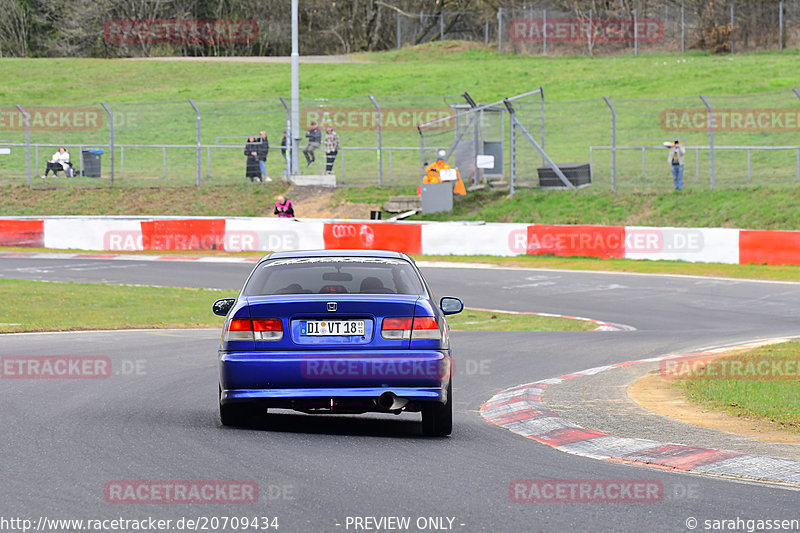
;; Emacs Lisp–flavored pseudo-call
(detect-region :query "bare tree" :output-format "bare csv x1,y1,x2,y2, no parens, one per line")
0,0,28,57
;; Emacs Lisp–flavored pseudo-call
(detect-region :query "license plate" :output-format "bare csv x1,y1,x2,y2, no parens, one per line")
300,320,365,336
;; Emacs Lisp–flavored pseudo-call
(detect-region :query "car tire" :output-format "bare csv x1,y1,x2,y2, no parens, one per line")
219,385,251,427
421,379,452,437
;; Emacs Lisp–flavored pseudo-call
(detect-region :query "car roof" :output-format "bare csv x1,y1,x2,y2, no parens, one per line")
262,249,411,261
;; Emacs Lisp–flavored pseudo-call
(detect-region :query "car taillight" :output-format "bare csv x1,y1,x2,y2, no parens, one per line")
410,316,440,339
381,316,440,340
225,318,283,342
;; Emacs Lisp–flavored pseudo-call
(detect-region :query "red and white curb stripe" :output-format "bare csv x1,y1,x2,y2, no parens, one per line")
468,307,635,332
480,343,800,487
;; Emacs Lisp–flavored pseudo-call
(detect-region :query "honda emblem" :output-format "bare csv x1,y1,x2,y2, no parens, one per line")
327,302,337,312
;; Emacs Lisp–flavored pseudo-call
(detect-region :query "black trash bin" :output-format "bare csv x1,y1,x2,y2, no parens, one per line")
370,210,382,220
82,149,104,178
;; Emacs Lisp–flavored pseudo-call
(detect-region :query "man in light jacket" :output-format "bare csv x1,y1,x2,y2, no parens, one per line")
667,139,685,191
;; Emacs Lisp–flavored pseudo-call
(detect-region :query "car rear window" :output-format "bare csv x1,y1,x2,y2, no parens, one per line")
243,257,426,296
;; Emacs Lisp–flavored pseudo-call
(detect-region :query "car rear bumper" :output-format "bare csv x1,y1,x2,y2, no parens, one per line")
219,349,451,405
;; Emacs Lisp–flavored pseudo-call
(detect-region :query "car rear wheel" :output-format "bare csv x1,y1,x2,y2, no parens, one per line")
219,385,253,427
421,380,452,437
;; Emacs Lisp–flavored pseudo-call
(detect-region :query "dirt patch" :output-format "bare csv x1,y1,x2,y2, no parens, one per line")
628,371,800,445
285,186,380,219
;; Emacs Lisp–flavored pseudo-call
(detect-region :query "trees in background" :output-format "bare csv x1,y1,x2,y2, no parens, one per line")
0,0,787,57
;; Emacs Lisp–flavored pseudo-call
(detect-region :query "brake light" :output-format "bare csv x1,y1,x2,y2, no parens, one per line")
381,317,412,340
381,316,440,340
410,316,440,339
225,318,283,341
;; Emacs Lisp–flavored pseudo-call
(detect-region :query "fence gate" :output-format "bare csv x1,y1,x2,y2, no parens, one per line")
417,88,568,193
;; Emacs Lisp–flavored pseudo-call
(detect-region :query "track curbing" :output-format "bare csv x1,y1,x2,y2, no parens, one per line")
480,343,800,487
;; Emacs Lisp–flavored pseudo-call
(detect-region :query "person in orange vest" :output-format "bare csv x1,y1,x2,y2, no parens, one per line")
423,149,449,184
419,149,466,195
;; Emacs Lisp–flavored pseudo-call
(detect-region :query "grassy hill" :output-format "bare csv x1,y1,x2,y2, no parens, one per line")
2,44,798,103
1,44,800,229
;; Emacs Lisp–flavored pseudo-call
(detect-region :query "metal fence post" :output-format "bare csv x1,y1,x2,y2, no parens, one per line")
497,8,502,53
14,105,31,186
681,4,685,54
641,147,646,178
368,95,383,186
279,96,292,179
543,9,547,54
588,9,593,56
603,97,616,191
418,126,425,178
779,1,784,50
695,147,699,182
699,95,715,190
634,9,639,56
747,149,751,181
101,103,114,185
440,11,444,40
396,10,401,49
508,104,516,195
188,99,201,186
540,87,546,167
730,4,735,54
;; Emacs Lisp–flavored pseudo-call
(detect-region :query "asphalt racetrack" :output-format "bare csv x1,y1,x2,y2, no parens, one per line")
1,256,799,532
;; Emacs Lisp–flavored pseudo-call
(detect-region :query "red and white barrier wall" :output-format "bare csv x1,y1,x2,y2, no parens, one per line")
1,216,799,266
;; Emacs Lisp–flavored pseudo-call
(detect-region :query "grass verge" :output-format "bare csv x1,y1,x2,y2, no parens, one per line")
5,185,800,231
0,279,593,334
673,341,800,433
0,279,229,333
415,254,800,282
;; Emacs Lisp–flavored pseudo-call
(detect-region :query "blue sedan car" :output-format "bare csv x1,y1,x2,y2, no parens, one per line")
213,250,463,436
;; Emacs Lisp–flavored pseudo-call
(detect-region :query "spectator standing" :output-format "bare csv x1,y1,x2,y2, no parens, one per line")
667,139,685,191
257,130,272,182
303,122,322,167
274,195,294,218
43,147,70,178
244,136,262,183
323,126,339,175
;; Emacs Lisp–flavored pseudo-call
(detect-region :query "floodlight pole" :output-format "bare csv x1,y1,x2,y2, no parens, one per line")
290,0,300,175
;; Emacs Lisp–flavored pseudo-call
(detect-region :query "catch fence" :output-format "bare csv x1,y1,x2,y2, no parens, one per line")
3,89,800,191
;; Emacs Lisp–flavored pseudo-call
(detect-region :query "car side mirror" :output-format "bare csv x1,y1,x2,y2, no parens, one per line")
212,298,236,316
440,297,464,315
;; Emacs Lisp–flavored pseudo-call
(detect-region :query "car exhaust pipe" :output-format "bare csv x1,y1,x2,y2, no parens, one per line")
376,392,409,411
